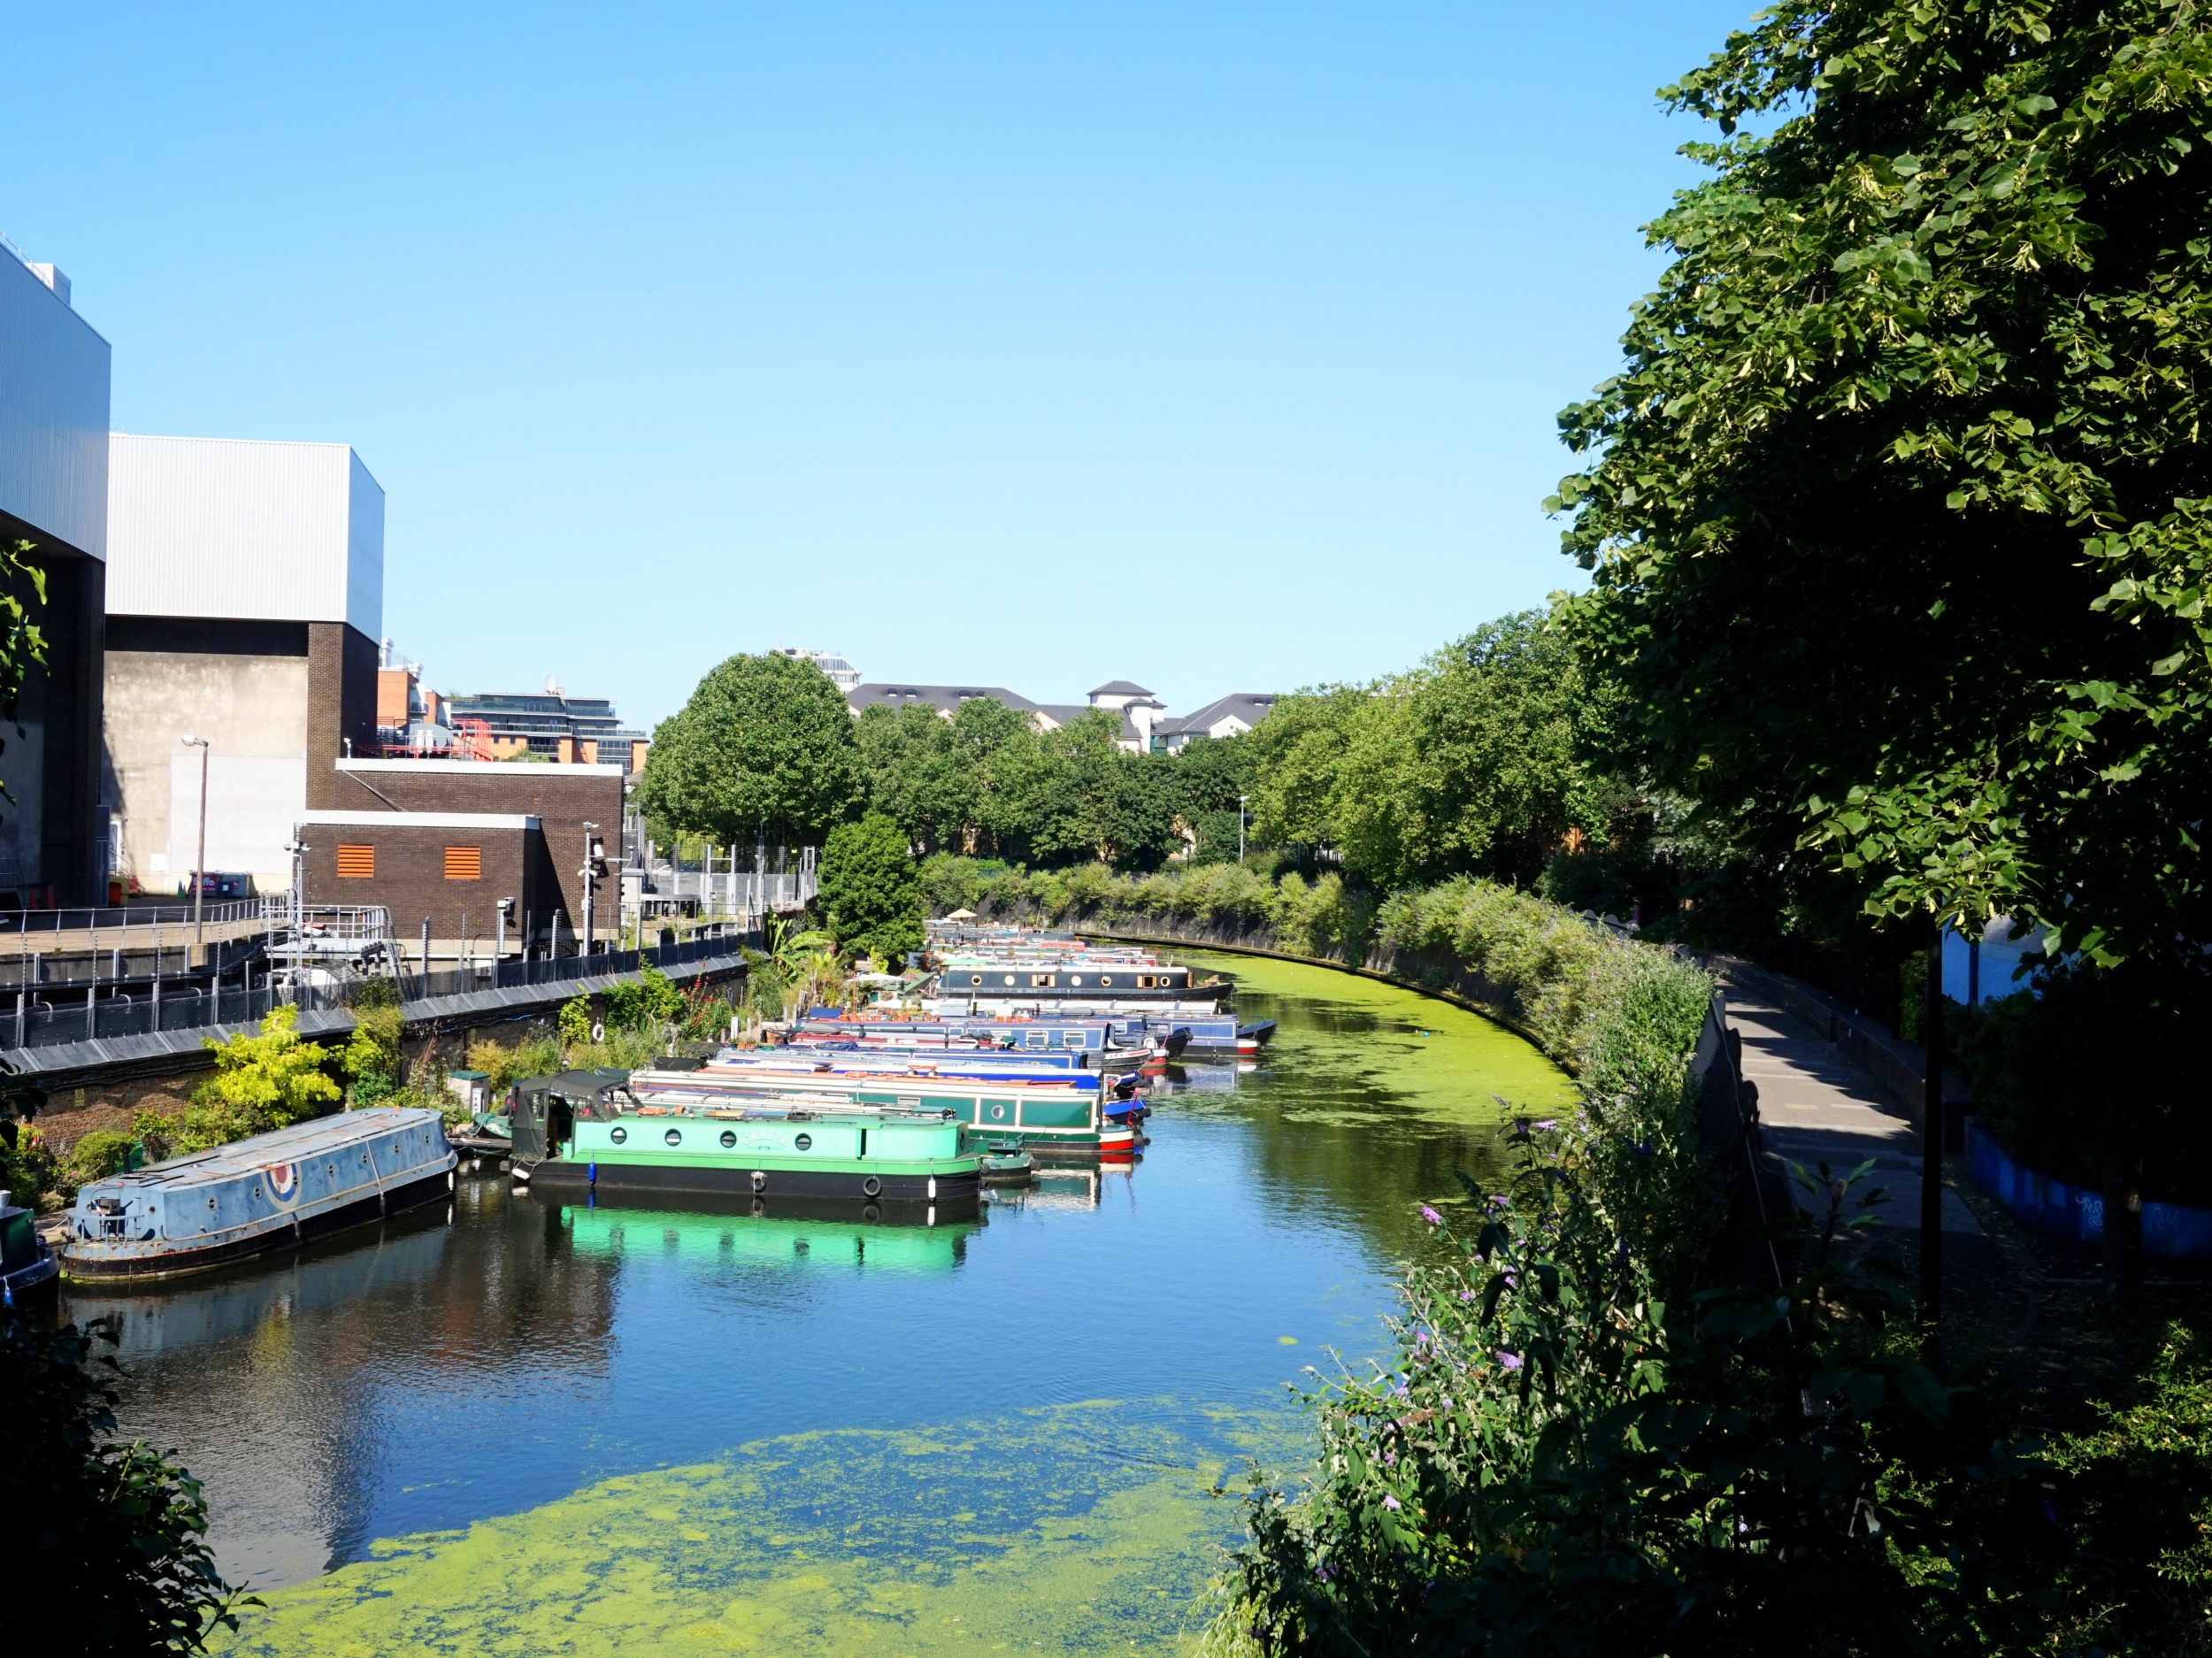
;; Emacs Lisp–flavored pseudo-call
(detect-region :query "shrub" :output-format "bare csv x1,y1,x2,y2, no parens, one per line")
188,1006,342,1148
341,1003,403,1100
0,1122,58,1208
558,995,595,1048
0,1311,247,1648
603,964,684,1032
818,812,926,966
62,1130,139,1187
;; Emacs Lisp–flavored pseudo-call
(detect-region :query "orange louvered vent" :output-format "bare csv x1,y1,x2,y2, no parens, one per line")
444,845,482,880
336,845,374,879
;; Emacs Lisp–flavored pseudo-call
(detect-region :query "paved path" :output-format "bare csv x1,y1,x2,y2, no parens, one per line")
1724,988,1983,1239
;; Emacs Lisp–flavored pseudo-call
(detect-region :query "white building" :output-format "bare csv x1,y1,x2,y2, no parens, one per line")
0,247,111,903
102,434,385,894
775,647,861,691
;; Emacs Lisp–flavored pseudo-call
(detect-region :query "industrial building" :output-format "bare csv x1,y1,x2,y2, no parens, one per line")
298,756,626,961
0,248,111,906
101,434,384,895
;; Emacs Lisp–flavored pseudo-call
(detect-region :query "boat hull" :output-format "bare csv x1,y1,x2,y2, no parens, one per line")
58,1166,454,1282
524,1156,980,1209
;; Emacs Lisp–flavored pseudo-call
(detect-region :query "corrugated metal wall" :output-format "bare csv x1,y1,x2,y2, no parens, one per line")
0,253,111,559
106,433,383,630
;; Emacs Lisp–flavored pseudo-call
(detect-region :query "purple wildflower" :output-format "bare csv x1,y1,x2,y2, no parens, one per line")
1393,1382,1410,1398
1383,1494,1402,1511
1532,1119,1558,1131
1420,1204,1443,1226
1458,1289,1476,1301
1497,1351,1524,1370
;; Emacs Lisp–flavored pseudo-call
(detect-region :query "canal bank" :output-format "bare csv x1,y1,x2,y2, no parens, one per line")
60,948,1571,1652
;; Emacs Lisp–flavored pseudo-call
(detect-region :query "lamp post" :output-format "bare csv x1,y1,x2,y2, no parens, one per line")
180,735,210,963
1238,794,1248,866
580,822,601,958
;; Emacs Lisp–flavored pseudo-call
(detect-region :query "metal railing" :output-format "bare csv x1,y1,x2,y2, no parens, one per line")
0,900,267,937
0,933,752,1055
1767,937,1901,1033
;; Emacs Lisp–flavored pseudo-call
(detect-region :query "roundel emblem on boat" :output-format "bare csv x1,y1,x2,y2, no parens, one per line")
266,1163,300,1203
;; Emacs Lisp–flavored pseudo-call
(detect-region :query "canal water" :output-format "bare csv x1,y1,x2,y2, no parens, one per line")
69,949,1571,1654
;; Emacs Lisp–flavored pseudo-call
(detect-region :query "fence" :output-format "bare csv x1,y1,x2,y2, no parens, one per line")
1766,938,1901,1034
0,932,750,1055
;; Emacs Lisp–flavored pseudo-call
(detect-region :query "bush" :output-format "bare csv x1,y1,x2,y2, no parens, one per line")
62,1130,140,1187
0,1311,247,1648
558,995,595,1048
603,964,684,1032
0,1120,58,1208
173,1006,344,1154
341,1003,403,1100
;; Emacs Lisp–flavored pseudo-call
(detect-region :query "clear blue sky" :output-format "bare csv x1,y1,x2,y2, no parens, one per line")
6,3,1751,729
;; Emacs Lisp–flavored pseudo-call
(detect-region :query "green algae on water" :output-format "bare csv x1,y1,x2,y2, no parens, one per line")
217,1403,1300,1656
1171,948,1574,1129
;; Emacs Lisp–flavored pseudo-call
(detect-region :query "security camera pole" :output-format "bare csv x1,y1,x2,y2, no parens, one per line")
181,735,211,962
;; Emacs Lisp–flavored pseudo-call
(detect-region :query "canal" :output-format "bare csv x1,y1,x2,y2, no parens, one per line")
71,948,1572,1654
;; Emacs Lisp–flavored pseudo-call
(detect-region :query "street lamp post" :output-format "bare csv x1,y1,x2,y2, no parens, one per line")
180,735,211,963
1238,794,1248,866
580,822,601,957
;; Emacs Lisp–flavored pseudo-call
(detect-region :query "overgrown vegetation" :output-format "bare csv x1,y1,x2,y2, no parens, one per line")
817,810,925,966
1,1309,247,1651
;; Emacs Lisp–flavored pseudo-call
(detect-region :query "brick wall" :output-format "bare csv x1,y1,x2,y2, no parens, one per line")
303,821,549,948
327,761,625,940
306,623,380,807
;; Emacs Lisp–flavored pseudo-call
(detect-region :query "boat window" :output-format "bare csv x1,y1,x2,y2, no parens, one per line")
1002,974,1015,986
1030,973,1051,986
719,1130,737,1148
1100,975,1115,986
795,1133,812,1150
664,1129,683,1147
1070,975,1083,986
610,1126,628,1144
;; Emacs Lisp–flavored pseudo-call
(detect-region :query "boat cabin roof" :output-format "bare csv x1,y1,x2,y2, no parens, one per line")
70,1107,446,1191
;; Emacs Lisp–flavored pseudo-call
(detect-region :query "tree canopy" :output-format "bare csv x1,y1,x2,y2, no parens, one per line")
639,653,863,846
818,810,925,965
1553,0,2212,964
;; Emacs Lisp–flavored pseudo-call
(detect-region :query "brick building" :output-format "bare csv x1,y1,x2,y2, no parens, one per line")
301,757,626,958
297,810,558,961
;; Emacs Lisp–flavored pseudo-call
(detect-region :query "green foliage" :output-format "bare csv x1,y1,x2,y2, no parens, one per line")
557,995,595,1048
465,1031,565,1094
637,651,863,844
0,539,50,817
0,1120,58,1206
2039,1322,2212,1654
0,1311,248,1650
603,964,684,1032
180,1006,341,1152
63,1129,139,1186
1553,0,2212,967
818,811,926,965
341,1003,403,1089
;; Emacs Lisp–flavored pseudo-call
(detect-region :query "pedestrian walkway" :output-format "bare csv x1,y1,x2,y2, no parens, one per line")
1723,986,1982,1239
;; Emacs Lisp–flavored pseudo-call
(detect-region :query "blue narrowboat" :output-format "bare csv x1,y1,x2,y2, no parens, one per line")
59,1107,457,1282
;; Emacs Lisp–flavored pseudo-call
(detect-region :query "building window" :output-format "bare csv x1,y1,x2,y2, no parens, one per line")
444,846,482,880
336,845,375,879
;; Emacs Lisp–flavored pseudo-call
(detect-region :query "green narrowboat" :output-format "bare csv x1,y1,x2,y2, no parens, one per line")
627,1068,1106,1160
517,1102,983,1209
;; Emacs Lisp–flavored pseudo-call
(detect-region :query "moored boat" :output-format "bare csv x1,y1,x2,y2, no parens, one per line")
1,1186,58,1305
520,1104,982,1209
58,1108,457,1282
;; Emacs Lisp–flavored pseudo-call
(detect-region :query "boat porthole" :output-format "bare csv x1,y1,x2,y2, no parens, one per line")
1002,974,1014,985
990,1104,1006,1121
207,1197,217,1209
1071,975,1082,986
719,1130,737,1149
610,1126,628,1144
664,1129,683,1147
795,1132,812,1151
1101,975,1114,986
863,1176,882,1199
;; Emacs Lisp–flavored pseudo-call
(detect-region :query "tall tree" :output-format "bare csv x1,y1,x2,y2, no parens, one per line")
1553,0,2212,965
817,810,925,965
640,653,863,846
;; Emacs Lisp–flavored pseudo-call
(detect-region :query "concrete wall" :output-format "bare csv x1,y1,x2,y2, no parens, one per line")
103,619,310,893
0,253,109,563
